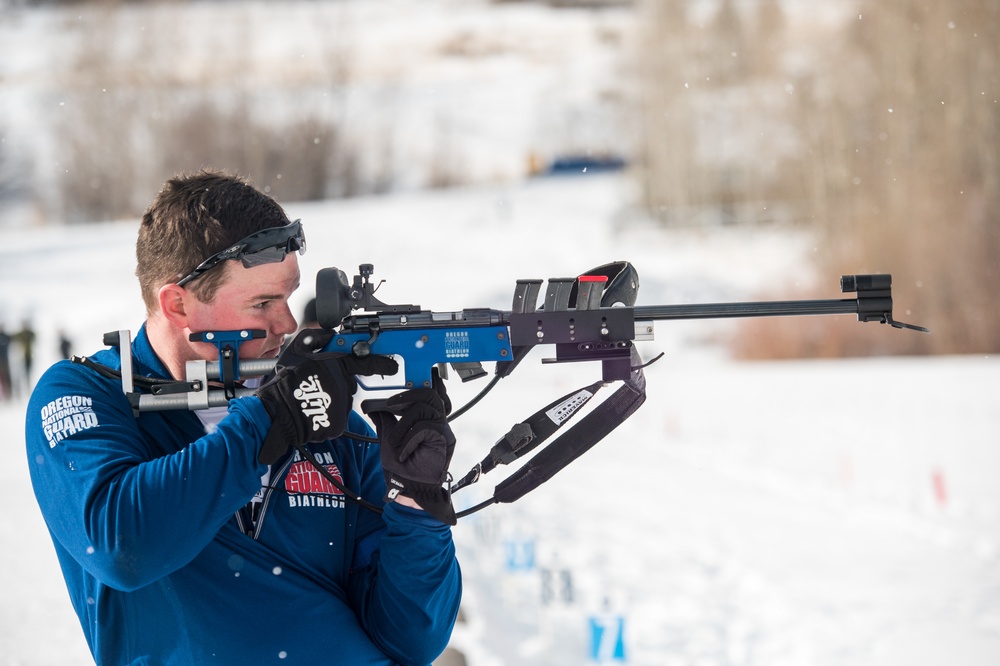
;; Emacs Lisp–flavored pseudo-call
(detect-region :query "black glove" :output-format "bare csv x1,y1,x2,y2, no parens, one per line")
256,329,398,464
364,370,457,525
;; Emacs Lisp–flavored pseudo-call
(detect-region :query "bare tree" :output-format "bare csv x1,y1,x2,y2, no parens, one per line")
813,1,1000,353
634,0,803,226
636,0,999,355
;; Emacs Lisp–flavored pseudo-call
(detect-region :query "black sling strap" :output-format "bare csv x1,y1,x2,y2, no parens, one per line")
455,346,647,518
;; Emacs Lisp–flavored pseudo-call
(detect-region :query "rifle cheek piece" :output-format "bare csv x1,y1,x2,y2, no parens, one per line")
570,260,640,308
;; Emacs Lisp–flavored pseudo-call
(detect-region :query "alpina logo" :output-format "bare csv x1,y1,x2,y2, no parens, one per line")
293,374,332,431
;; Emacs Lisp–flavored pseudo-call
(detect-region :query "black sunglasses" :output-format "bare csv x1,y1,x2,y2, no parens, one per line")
176,219,306,287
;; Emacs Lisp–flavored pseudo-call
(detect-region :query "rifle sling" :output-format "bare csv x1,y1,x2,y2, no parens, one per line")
456,347,646,517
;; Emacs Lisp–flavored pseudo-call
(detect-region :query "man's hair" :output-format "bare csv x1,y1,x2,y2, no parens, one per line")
135,169,291,314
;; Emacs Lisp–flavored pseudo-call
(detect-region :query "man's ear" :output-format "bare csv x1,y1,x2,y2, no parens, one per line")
158,283,191,329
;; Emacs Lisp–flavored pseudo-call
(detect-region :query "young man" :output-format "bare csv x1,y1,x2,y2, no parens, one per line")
25,170,462,665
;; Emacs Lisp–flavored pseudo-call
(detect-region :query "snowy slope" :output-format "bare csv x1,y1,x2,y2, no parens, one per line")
1,173,998,665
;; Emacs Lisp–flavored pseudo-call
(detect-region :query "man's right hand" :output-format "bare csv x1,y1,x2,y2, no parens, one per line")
255,329,398,464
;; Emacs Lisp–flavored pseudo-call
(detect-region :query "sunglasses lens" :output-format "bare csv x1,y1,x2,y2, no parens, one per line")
238,224,305,267
240,245,290,268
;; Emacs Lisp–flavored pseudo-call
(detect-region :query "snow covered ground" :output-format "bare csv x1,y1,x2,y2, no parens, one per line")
1,173,998,665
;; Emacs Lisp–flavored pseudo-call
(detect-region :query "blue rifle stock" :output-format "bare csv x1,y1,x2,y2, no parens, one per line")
315,264,651,391
323,324,514,390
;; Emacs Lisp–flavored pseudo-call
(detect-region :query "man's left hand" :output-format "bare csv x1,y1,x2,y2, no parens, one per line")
365,370,457,525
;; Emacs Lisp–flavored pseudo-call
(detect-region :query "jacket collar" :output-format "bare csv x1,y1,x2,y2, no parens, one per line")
131,323,175,381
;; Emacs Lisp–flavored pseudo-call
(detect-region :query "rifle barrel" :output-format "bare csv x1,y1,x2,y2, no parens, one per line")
633,297,860,321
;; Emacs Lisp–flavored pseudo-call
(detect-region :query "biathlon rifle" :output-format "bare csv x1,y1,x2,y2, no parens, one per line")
100,261,927,518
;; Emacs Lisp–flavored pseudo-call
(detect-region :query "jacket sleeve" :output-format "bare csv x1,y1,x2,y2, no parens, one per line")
345,422,463,666
26,361,270,591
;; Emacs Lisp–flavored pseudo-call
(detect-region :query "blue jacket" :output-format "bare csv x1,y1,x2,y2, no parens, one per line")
25,325,461,665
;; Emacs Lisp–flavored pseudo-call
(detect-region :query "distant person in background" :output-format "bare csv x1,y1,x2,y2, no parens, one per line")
0,324,11,401
58,329,73,360
302,296,318,329
14,320,36,395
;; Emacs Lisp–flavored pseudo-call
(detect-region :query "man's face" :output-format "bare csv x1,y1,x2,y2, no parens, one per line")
183,255,302,361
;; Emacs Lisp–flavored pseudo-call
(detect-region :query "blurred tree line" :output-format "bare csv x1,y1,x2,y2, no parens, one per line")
636,0,999,356
8,0,392,224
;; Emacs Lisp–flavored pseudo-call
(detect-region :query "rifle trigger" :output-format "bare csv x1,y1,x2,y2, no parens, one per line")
450,361,487,382
360,398,391,416
352,324,381,357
